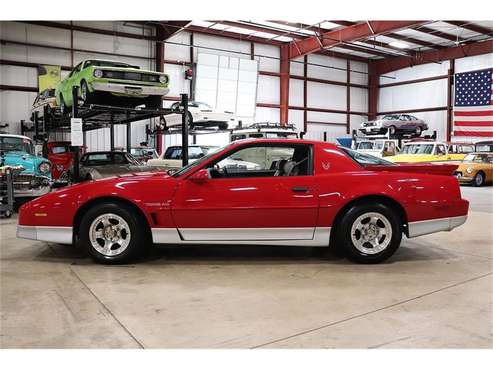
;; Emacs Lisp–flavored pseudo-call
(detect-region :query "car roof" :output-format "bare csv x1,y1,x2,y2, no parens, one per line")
83,151,127,155
231,138,334,147
0,134,32,140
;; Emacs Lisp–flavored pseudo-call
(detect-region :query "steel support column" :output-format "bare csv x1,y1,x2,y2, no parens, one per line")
155,25,165,156
303,55,308,133
346,59,351,134
368,61,379,121
280,45,290,126
447,59,455,141
181,93,189,167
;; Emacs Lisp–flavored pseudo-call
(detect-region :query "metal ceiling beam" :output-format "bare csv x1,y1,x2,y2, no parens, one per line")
373,39,493,75
336,43,397,58
287,21,428,59
411,25,465,43
185,25,284,46
445,21,493,37
20,21,157,41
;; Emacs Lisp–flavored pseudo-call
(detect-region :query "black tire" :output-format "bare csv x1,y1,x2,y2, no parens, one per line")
80,80,91,106
336,203,402,264
218,122,229,130
473,171,485,187
415,126,422,136
388,126,396,135
78,202,150,264
187,112,194,129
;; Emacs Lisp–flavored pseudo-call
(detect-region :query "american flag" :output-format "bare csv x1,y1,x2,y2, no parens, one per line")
453,68,493,139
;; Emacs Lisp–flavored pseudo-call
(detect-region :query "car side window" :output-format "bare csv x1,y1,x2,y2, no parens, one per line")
113,153,127,164
208,145,311,179
436,145,446,155
68,63,82,77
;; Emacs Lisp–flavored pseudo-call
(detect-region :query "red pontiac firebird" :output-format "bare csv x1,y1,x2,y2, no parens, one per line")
17,139,469,264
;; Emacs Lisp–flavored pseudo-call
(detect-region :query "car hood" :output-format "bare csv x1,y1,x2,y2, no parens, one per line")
0,151,50,175
84,164,159,175
96,66,165,75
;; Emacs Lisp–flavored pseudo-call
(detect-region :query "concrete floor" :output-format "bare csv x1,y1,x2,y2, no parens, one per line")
0,186,492,348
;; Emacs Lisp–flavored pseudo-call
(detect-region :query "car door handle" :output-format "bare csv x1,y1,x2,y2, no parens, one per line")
291,186,309,193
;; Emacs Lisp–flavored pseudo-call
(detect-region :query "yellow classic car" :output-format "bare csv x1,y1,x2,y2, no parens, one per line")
454,152,493,187
386,141,467,163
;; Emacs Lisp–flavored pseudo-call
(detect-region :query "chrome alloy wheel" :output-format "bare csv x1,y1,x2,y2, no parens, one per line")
350,212,393,255
89,213,131,256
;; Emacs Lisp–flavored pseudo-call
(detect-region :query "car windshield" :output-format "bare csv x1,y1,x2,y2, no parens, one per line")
340,147,395,166
190,102,212,110
475,144,492,152
164,146,208,160
85,60,137,69
464,154,493,163
401,144,434,154
51,145,70,154
382,115,400,120
0,136,34,155
172,143,233,177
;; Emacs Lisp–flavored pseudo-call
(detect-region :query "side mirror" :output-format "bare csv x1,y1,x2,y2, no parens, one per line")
189,169,210,183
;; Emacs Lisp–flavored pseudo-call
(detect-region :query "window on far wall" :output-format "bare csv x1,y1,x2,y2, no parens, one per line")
194,53,258,119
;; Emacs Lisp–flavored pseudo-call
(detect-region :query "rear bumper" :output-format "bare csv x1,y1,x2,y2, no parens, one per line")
408,215,468,238
17,225,73,244
92,82,169,96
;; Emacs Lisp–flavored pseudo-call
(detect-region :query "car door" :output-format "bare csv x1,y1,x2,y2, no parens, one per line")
171,143,319,241
62,62,82,106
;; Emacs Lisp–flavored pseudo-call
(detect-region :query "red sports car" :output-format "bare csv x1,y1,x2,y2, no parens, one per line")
17,139,469,264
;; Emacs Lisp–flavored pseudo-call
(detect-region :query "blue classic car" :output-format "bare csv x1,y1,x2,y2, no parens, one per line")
0,134,52,198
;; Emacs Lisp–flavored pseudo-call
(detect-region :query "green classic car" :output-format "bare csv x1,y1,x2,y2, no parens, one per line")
55,59,170,111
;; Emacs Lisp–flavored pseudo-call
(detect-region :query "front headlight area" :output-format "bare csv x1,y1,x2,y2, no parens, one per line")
93,69,104,78
38,162,51,174
159,74,169,84
466,167,474,174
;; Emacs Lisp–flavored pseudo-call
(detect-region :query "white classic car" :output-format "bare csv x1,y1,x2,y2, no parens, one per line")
30,89,58,121
147,145,261,172
354,139,399,158
230,122,299,141
162,101,238,130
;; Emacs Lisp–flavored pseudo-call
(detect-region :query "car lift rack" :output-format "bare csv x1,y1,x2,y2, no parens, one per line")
22,87,191,182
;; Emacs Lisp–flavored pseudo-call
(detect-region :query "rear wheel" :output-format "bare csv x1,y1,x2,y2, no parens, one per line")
415,126,422,136
336,203,402,264
473,171,485,187
79,202,150,264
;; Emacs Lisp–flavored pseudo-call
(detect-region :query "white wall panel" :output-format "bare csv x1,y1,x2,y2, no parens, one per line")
254,43,280,73
350,61,368,85
307,111,346,124
305,123,346,143
350,87,367,112
257,75,279,104
0,91,36,133
379,61,450,85
288,109,304,132
289,78,304,107
255,107,279,123
307,82,346,110
455,53,493,73
0,22,71,48
378,79,447,112
166,31,192,62
74,31,151,59
164,63,190,97
290,57,304,76
1,44,72,67
0,66,37,88
193,34,251,58
307,54,347,82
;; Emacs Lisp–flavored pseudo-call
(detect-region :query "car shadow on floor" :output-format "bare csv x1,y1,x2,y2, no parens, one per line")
33,240,457,266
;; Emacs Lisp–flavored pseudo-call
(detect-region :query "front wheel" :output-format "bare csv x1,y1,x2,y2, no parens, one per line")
415,126,422,136
473,171,485,187
336,203,402,264
79,202,150,264
80,80,92,106
388,126,396,135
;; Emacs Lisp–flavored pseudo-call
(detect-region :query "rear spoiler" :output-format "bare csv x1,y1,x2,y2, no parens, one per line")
366,163,458,176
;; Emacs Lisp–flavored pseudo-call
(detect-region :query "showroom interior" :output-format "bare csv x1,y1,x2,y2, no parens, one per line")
0,20,492,349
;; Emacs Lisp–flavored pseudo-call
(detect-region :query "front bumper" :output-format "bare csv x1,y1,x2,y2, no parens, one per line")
92,82,169,97
17,225,73,244
359,126,385,134
454,171,474,184
13,175,52,198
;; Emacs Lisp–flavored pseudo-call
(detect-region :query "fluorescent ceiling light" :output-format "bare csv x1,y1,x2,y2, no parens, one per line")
388,40,410,49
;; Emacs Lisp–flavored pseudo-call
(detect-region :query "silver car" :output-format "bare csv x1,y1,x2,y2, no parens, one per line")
360,114,428,136
79,151,159,181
